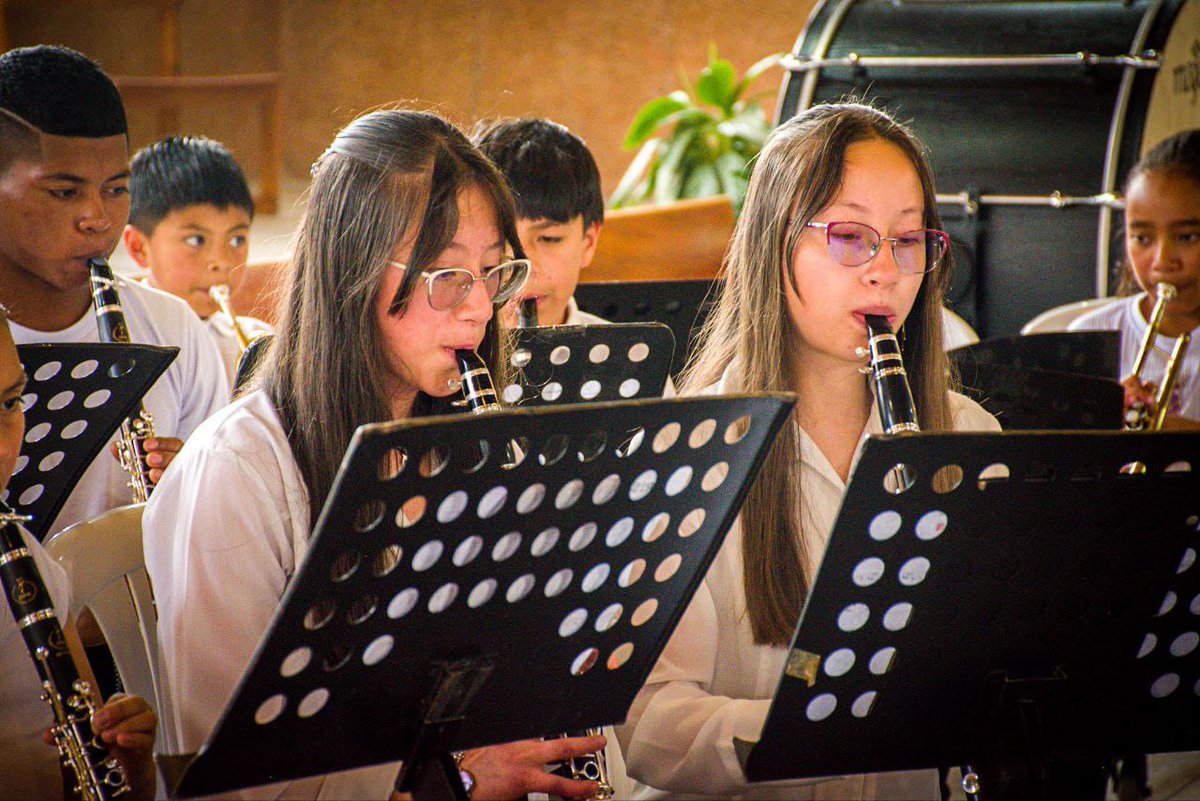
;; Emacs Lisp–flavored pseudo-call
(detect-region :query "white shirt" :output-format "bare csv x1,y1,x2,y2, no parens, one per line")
563,296,611,327
143,390,397,799
564,297,676,398
204,313,274,390
617,368,1000,800
9,279,229,536
0,527,73,801
1068,293,1199,421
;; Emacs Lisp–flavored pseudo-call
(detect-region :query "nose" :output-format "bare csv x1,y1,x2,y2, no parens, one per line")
863,241,903,287
1152,239,1181,274
208,247,236,278
456,276,494,325
76,196,112,235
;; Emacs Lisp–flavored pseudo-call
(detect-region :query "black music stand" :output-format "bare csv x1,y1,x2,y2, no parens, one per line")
954,364,1123,430
232,333,270,393
949,331,1121,380
159,393,794,799
500,323,674,406
5,343,177,540
742,430,1200,800
575,279,719,379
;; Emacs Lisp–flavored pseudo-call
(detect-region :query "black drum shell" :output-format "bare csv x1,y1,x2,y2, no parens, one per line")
777,0,1191,337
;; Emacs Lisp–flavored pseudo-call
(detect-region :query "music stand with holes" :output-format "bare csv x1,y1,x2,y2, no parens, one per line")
741,430,1200,800
5,344,177,540
949,331,1121,379
574,279,720,379
157,393,795,799
501,323,674,406
954,363,1123,430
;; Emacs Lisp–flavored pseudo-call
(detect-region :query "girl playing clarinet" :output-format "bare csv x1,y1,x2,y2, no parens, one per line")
142,109,605,800
617,101,999,799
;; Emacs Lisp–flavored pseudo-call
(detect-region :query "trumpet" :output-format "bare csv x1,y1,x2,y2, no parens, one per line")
549,727,614,800
0,501,130,800
88,258,157,503
209,283,253,355
1124,282,1190,431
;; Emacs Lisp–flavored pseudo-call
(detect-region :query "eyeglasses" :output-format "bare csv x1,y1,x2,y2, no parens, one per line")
390,258,531,311
805,221,949,275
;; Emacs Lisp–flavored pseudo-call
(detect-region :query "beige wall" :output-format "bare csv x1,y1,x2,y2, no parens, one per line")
6,0,814,197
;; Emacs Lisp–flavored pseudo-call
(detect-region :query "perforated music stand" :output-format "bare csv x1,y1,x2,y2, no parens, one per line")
159,393,794,799
4,343,177,540
500,323,674,406
949,331,1121,380
954,363,1123,430
574,279,720,379
742,430,1200,799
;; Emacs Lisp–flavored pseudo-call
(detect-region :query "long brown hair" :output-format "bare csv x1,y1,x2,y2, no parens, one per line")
681,102,956,645
259,109,521,525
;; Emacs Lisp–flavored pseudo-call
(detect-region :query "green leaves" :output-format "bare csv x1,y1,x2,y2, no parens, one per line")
612,47,781,214
624,92,690,149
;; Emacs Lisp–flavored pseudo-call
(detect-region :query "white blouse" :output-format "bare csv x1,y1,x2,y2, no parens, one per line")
617,371,1000,800
143,390,397,799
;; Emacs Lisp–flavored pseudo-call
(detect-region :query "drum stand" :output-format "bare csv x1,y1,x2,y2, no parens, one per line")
743,430,1200,801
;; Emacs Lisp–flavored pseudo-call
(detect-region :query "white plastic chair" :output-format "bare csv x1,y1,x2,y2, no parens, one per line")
941,307,980,351
1020,297,1120,334
43,503,173,755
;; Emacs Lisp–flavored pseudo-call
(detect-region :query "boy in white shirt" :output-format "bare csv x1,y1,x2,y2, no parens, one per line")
0,44,227,707
0,45,227,537
123,135,273,387
472,118,608,328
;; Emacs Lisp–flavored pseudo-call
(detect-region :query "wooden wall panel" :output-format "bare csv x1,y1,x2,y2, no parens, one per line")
6,0,815,198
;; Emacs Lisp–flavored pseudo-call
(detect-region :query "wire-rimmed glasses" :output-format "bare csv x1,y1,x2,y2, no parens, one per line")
805,221,949,275
390,258,531,311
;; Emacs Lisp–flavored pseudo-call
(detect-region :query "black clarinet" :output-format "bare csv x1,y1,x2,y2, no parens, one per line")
862,318,982,800
451,351,611,798
864,315,919,434
517,297,539,328
0,501,130,799
88,258,156,503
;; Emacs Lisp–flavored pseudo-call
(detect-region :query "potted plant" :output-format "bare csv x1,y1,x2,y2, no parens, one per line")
610,46,781,213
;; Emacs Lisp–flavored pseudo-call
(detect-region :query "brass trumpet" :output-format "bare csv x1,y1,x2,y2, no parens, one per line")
1124,283,1190,431
208,283,253,355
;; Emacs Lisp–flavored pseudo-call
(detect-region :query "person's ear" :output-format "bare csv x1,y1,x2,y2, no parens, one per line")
579,222,602,270
122,225,152,270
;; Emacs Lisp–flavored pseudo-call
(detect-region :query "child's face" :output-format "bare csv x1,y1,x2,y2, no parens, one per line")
1124,170,1200,322
0,133,129,291
0,322,26,491
786,138,926,366
511,215,599,326
374,183,502,413
126,203,251,318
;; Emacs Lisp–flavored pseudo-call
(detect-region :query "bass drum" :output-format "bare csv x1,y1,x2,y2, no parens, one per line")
777,0,1197,337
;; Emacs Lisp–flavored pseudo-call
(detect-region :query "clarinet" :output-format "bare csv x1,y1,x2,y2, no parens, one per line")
0,501,130,799
517,297,539,328
864,315,919,434
88,258,156,503
862,317,982,801
450,351,612,799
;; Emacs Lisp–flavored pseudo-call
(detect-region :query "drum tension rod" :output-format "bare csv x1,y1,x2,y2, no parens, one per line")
782,51,1160,72
936,191,1125,217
